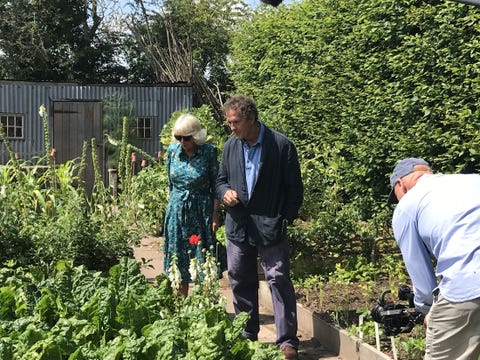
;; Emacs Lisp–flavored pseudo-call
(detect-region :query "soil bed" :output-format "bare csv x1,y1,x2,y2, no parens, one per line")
295,279,426,360
295,281,379,328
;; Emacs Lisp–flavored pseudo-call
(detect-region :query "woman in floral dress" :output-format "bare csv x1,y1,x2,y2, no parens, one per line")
163,114,221,296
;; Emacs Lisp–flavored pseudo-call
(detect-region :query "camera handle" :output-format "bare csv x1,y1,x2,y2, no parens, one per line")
397,284,415,308
379,289,392,306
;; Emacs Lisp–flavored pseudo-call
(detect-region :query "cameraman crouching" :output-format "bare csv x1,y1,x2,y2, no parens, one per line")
388,158,480,360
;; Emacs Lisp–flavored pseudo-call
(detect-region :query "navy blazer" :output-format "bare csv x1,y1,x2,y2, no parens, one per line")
216,125,303,246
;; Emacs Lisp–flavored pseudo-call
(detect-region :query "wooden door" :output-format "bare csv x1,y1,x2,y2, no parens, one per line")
51,101,103,194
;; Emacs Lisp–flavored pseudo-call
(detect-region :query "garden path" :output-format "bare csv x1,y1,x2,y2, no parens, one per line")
133,236,342,360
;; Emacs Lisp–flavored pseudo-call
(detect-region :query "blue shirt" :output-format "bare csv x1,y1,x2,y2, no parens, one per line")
243,122,265,200
392,173,480,314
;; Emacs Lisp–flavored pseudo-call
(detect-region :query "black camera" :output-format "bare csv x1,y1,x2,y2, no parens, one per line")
370,285,425,336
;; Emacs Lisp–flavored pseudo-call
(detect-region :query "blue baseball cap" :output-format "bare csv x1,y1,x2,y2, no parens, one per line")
388,158,430,204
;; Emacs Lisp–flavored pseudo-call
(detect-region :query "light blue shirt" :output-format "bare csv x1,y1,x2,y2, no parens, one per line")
392,173,480,314
243,122,265,200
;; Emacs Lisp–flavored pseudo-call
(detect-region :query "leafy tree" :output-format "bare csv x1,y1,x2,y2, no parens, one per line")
126,0,250,106
121,25,158,83
162,0,246,88
0,0,127,82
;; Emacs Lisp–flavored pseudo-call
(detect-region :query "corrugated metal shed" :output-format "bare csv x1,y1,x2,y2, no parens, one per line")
0,80,193,163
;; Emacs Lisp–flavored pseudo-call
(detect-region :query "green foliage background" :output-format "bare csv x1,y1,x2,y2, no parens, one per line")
227,0,480,272
0,0,125,82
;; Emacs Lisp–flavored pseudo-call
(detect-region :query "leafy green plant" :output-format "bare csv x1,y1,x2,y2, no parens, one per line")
397,329,426,360
348,310,377,344
294,275,325,305
0,257,282,359
127,165,169,236
0,106,138,271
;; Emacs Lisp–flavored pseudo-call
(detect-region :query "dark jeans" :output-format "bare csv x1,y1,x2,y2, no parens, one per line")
226,237,299,349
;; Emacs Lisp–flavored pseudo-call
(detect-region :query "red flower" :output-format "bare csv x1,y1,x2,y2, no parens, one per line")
189,234,200,245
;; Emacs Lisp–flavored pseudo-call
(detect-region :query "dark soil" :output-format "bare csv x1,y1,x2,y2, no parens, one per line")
295,279,426,360
294,279,404,328
295,282,372,328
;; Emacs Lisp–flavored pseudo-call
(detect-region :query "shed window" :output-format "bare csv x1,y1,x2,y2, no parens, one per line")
132,117,152,139
0,114,24,139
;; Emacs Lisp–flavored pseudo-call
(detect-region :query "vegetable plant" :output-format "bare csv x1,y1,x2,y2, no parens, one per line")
0,256,283,359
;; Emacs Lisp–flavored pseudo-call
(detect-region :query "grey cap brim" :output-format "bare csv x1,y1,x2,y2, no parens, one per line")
387,187,398,205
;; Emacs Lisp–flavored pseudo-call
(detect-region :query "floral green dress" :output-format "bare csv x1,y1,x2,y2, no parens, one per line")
163,142,221,283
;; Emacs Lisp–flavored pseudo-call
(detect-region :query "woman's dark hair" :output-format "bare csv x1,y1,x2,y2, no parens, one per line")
222,94,258,121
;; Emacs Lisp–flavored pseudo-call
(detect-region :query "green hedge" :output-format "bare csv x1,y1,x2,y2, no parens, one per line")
228,0,480,266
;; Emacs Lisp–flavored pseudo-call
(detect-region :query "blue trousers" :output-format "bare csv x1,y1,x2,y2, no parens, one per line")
226,238,299,349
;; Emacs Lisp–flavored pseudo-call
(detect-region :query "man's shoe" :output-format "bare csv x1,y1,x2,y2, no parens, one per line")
241,331,258,342
280,345,298,360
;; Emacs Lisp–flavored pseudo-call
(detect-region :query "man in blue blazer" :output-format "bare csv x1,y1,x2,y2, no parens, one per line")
216,94,303,360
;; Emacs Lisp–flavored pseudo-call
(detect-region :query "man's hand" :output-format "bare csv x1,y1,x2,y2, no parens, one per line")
212,211,219,233
223,190,239,207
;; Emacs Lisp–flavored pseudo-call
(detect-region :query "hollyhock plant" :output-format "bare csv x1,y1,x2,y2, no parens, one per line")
200,246,220,299
167,254,182,296
38,104,47,118
189,256,199,283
